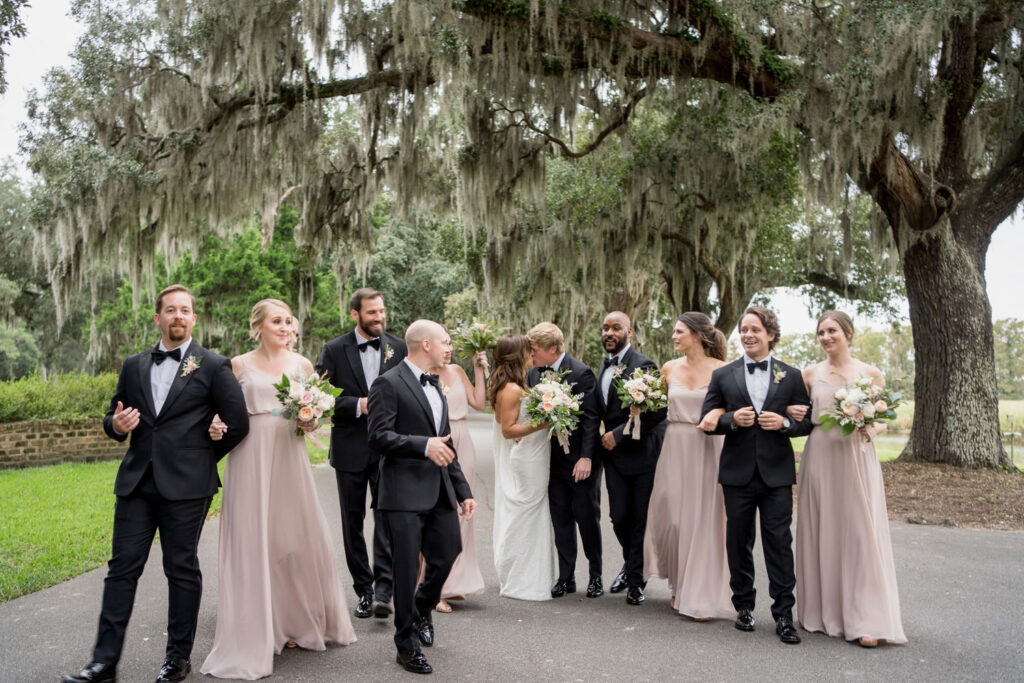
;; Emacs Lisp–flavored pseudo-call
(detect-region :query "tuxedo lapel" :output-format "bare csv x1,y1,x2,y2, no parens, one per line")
398,364,437,435
137,350,157,419
731,360,754,408
377,335,391,374
159,345,199,418
763,358,784,409
344,335,369,394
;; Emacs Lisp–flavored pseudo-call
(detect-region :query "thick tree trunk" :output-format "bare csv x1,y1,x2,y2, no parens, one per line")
898,215,1010,468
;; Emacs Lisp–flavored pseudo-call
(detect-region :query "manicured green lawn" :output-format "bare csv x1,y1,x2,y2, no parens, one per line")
0,437,331,603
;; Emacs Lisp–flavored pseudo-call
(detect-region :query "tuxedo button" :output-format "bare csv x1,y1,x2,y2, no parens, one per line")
153,426,159,432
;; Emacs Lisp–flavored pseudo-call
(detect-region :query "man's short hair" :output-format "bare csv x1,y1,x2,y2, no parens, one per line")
349,287,383,314
526,322,564,352
740,305,781,350
155,284,196,313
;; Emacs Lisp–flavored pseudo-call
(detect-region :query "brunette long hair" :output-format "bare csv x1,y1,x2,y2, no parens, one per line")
678,312,727,361
486,334,531,407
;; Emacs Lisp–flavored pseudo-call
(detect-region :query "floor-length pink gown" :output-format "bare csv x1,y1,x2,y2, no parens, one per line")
440,375,485,598
201,358,356,679
796,374,906,644
643,381,734,619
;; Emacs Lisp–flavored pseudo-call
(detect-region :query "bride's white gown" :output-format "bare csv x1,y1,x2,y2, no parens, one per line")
492,403,558,601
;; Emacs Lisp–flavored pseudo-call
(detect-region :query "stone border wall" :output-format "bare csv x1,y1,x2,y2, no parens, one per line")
0,418,123,470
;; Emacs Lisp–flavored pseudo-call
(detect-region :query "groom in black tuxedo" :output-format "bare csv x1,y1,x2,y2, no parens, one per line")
316,288,407,619
63,285,249,683
367,320,475,675
596,311,667,606
525,322,603,599
700,306,812,644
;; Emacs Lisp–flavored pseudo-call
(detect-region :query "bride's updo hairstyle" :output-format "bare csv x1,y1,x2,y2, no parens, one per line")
816,310,855,342
678,312,728,361
249,298,293,341
487,334,531,408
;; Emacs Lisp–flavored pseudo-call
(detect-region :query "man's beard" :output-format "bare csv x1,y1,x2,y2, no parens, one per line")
359,317,383,337
168,325,187,341
603,337,625,354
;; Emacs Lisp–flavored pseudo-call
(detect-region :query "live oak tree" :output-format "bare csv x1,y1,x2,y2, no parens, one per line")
22,1,1024,467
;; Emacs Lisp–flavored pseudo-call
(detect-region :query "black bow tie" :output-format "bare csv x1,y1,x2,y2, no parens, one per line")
358,338,381,352
747,359,769,374
151,347,182,365
602,356,620,371
536,366,553,374
420,373,440,388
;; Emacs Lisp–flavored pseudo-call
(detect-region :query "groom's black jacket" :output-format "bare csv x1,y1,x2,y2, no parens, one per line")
103,341,249,500
700,357,812,488
596,346,667,476
367,363,472,512
527,353,599,474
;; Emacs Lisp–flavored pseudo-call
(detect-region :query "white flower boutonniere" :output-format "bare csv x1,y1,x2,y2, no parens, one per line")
773,367,787,384
613,365,624,379
440,380,449,397
384,344,394,362
181,354,201,378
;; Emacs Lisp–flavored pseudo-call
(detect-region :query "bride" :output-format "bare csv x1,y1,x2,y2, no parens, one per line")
489,334,558,600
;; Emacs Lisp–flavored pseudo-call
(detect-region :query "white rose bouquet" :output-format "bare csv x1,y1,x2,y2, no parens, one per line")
273,371,342,436
615,368,669,440
819,374,901,440
522,369,583,454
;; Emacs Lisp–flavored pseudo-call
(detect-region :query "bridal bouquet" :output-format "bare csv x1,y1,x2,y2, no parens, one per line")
819,375,901,440
615,368,669,440
522,369,583,454
451,319,503,377
274,371,342,436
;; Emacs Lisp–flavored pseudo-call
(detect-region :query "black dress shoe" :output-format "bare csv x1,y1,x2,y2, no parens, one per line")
62,662,116,683
550,579,577,598
396,651,433,674
155,657,190,682
586,576,604,598
776,616,801,644
625,586,645,605
609,566,627,593
734,609,756,632
414,616,434,647
355,592,373,619
373,596,393,618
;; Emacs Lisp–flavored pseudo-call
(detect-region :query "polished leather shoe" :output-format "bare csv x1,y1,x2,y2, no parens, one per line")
62,662,116,683
373,596,393,618
586,576,604,598
396,651,433,674
414,616,434,647
155,657,190,682
609,566,627,593
776,616,801,644
355,592,373,619
625,586,645,605
734,609,756,632
550,579,577,598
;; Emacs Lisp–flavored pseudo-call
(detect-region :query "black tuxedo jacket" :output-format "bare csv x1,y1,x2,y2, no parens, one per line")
527,353,599,474
700,357,813,488
595,346,667,476
367,363,473,512
103,341,249,500
316,330,407,472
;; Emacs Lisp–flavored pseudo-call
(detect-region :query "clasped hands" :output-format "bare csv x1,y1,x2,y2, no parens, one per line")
712,403,809,431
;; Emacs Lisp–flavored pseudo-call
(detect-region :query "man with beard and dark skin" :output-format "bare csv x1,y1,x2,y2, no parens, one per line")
368,320,475,675
595,311,667,606
316,288,407,619
700,306,812,644
525,323,603,599
63,285,249,683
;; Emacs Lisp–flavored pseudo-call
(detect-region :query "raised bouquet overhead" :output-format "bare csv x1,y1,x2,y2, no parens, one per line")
615,367,669,440
819,374,901,440
522,369,584,454
451,319,504,377
273,371,342,436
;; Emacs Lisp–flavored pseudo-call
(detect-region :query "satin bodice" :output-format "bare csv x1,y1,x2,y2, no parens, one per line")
445,372,468,421
666,380,710,425
238,358,302,416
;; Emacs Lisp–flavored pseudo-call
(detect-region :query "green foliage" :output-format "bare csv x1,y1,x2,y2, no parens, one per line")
0,322,39,379
0,0,28,94
0,373,118,423
994,318,1024,400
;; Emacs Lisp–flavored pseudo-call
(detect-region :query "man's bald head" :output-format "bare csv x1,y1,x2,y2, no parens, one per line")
406,319,451,371
601,310,632,355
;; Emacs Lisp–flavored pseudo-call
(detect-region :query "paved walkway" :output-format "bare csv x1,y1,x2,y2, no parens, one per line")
2,412,1023,681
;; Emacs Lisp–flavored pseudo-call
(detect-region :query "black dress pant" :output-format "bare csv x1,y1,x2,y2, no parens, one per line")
603,460,655,588
92,466,211,665
721,467,796,621
548,458,603,581
383,494,461,654
335,463,393,600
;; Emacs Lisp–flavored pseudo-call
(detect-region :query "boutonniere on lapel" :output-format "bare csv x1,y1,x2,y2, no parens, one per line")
384,344,394,363
440,379,449,397
180,354,201,378
613,365,624,379
773,367,787,384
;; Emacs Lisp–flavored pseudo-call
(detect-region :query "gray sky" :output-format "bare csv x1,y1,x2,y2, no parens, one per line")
2,2,1021,334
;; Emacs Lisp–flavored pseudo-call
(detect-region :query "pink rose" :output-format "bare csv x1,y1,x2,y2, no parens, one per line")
542,402,554,412
301,391,313,404
842,401,859,416
298,406,315,422
874,400,887,412
314,406,324,418
631,390,645,403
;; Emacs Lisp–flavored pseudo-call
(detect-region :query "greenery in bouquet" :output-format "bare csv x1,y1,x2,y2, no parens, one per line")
273,371,342,436
819,374,901,439
451,319,503,357
522,369,583,453
614,367,669,439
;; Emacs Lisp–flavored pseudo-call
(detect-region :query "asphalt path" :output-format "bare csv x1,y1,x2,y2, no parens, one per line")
2,411,1023,681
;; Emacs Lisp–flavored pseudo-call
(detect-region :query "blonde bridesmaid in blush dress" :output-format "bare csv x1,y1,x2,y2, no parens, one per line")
793,311,906,648
643,312,734,620
201,300,355,680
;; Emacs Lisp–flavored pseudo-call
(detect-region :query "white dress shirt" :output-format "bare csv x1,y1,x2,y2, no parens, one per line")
354,328,383,417
600,343,631,402
152,338,192,415
404,358,443,435
743,353,771,414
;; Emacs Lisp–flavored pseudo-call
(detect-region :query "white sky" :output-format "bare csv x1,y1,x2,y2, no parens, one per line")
1,2,1021,334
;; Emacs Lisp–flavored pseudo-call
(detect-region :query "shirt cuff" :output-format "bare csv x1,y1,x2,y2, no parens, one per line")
355,401,362,418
